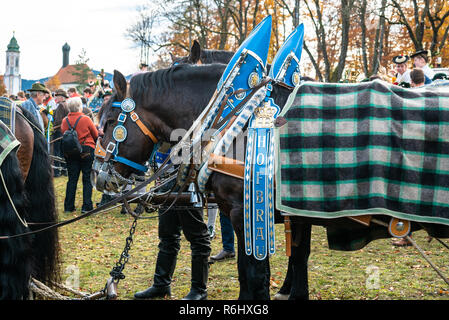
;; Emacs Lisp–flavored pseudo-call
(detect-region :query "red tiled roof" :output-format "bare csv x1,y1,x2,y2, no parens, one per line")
54,64,95,84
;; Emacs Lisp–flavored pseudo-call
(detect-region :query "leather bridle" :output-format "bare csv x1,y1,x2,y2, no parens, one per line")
95,97,158,174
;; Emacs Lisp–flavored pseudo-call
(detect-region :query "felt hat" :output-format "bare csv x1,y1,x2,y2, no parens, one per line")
54,89,69,98
28,82,48,93
392,55,409,64
410,50,428,59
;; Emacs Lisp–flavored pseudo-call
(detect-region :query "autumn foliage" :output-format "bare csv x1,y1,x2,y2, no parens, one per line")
129,0,449,82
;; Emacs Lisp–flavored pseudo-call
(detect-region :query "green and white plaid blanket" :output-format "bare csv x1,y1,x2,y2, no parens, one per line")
0,120,20,167
275,80,449,226
0,97,16,134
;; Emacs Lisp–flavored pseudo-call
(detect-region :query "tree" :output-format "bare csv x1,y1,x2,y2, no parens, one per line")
355,0,389,78
125,5,160,65
72,48,92,90
295,0,356,82
45,75,61,92
386,0,449,62
0,77,6,96
149,0,283,63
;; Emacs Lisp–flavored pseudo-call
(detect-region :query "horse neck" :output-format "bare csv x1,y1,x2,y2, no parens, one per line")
200,50,234,64
146,66,225,142
272,84,293,112
145,88,216,144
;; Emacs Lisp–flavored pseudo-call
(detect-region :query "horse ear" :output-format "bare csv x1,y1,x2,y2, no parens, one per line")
189,40,201,64
113,70,127,99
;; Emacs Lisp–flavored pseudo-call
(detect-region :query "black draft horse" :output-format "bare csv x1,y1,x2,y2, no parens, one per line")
95,65,449,300
0,105,60,299
95,64,296,299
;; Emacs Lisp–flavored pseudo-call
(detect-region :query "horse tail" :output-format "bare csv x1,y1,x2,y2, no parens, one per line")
0,145,32,299
18,106,61,286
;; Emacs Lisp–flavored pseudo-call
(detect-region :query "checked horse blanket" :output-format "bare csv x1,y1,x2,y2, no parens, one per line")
275,80,449,227
0,97,16,134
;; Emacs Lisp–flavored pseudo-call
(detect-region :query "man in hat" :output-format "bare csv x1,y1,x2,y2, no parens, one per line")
22,83,47,131
51,89,70,177
410,50,435,81
391,55,411,86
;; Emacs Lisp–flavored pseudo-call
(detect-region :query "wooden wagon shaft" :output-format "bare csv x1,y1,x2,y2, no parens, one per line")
207,153,244,180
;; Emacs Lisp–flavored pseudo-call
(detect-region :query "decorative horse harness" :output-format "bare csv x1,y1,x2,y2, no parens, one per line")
94,97,160,191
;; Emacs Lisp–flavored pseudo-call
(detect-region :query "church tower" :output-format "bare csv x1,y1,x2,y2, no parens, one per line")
62,42,70,68
4,33,21,95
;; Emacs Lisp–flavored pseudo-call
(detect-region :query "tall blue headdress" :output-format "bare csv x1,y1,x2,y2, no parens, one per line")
173,16,273,198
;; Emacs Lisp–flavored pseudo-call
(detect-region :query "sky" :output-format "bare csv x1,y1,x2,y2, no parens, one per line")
1,0,150,80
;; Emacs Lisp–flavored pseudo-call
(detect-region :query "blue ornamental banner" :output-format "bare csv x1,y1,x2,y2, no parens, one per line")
244,101,279,260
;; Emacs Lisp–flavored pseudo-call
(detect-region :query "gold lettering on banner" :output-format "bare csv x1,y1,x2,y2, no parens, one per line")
256,190,264,203
256,209,264,222
256,227,264,240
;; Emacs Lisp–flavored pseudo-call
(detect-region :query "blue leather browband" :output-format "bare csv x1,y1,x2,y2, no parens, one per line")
114,155,148,173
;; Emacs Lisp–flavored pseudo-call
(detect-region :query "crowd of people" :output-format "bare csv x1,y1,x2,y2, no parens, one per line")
388,49,445,88
8,78,112,214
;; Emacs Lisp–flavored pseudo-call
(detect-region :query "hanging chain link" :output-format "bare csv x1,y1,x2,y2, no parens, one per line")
109,216,138,282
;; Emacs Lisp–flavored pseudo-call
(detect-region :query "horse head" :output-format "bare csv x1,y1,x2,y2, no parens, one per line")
93,70,161,193
93,64,226,193
171,40,202,65
171,40,234,66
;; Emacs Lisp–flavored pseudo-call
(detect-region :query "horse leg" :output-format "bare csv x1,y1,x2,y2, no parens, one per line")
288,222,311,300
210,173,270,299
230,207,271,300
274,257,293,299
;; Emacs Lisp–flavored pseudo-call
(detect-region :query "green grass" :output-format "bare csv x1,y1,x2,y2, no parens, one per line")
53,176,449,300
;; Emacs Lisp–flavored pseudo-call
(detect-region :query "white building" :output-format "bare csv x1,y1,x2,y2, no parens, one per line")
4,33,21,95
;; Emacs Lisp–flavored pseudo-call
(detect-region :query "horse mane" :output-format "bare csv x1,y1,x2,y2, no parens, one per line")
130,65,178,99
17,106,61,287
129,63,226,105
0,143,32,299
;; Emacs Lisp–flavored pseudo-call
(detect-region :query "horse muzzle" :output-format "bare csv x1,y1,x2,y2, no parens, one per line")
92,159,125,194
92,139,121,193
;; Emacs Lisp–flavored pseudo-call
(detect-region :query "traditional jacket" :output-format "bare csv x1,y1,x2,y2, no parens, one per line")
21,98,44,131
52,101,70,133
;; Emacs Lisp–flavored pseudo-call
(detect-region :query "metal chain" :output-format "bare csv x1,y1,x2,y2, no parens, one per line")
109,217,138,282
